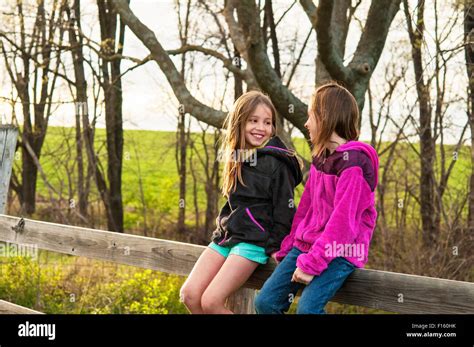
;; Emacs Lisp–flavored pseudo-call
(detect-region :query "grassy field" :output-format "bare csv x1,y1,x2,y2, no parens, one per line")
28,127,315,234
27,126,472,235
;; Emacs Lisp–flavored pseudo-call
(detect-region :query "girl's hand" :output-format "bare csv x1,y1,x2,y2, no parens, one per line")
271,252,279,264
291,267,314,285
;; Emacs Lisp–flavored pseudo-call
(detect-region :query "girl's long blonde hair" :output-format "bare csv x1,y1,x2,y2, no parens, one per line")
220,91,277,197
309,82,359,158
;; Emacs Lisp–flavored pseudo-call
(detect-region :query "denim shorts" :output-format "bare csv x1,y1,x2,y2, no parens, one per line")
208,242,269,264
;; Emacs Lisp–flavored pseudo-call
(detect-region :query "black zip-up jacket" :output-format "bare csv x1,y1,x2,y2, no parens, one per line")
211,136,303,256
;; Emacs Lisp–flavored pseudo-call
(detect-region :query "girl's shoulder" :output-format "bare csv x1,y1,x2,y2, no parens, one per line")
250,136,303,183
313,149,377,191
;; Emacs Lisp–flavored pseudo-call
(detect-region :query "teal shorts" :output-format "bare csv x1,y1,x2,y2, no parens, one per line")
208,242,269,264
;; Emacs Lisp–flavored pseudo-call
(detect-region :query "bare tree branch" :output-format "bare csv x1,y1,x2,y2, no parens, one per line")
167,44,249,79
229,0,308,135
316,0,402,108
112,0,227,128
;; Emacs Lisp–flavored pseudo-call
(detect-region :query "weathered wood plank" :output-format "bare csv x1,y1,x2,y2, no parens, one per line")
0,125,18,214
0,214,204,276
227,287,256,314
0,300,44,314
0,214,472,313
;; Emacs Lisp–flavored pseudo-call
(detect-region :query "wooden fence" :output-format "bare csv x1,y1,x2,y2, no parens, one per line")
0,300,43,314
0,214,473,314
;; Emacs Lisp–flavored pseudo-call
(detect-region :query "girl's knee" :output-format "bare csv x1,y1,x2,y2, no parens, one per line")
201,292,224,314
180,283,201,309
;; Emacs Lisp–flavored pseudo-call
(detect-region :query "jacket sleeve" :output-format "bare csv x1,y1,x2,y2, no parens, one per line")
211,200,232,242
265,163,297,256
274,167,314,261
296,166,371,276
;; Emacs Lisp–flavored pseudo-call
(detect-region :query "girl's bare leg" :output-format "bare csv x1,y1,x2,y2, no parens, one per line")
201,255,259,314
180,248,226,314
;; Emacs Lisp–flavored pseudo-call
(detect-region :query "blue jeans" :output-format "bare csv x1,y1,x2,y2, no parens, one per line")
255,247,355,314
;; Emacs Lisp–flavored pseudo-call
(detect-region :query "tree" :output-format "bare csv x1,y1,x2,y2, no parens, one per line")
111,0,402,142
96,0,126,232
175,0,192,233
465,0,474,232
0,0,66,215
403,0,468,246
64,0,93,222
314,0,401,109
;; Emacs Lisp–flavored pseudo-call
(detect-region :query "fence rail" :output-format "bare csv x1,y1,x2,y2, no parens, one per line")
0,214,473,314
0,300,43,314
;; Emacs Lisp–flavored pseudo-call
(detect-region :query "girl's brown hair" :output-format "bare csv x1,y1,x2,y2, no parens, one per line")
308,82,359,158
220,91,277,197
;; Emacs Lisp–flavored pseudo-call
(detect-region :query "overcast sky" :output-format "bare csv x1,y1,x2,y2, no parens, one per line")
0,0,468,144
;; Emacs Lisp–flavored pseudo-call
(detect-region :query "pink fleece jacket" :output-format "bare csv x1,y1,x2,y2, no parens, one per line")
275,141,379,276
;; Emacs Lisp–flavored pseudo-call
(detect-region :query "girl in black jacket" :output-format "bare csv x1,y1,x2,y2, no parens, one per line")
180,91,302,314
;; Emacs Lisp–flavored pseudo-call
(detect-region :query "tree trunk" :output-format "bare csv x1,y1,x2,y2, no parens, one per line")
263,0,281,79
176,0,192,234
465,1,474,232
315,0,351,86
21,141,39,215
177,112,187,233
66,0,89,220
98,0,125,233
403,0,438,246
315,0,401,112
234,48,244,95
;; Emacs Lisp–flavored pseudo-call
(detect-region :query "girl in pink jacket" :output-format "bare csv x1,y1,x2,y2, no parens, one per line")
255,82,379,314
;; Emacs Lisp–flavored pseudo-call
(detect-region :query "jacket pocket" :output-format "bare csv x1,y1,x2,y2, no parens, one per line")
222,203,272,244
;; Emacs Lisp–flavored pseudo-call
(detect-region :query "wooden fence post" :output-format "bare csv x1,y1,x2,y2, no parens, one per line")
227,287,256,314
0,125,18,214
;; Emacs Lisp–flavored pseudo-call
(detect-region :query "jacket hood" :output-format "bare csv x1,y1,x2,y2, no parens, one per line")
336,140,379,187
257,136,303,185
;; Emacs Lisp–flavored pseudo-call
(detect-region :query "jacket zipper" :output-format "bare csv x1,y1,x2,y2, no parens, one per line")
245,208,265,232
218,231,228,245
